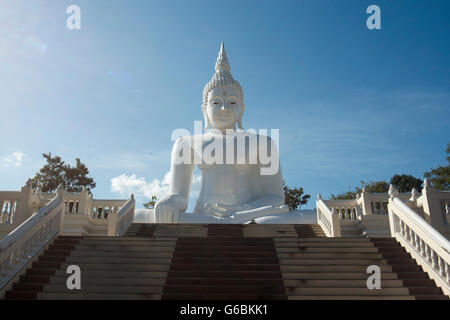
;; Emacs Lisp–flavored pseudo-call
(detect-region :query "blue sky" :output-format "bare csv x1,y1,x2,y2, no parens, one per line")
0,0,449,210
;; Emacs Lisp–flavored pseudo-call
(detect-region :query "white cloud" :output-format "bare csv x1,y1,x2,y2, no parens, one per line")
3,151,26,167
111,172,202,201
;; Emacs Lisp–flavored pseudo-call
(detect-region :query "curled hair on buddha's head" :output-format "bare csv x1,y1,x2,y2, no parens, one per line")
202,42,245,130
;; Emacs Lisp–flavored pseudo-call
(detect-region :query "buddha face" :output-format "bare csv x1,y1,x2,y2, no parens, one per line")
206,87,242,130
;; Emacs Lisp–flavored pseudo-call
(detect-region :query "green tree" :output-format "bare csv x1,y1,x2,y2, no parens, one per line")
362,180,390,193
31,153,96,192
390,174,422,192
331,180,389,200
424,144,450,190
283,181,310,211
143,196,158,209
330,189,359,200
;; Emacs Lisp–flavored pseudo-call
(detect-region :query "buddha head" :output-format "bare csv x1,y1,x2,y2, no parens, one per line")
202,42,245,130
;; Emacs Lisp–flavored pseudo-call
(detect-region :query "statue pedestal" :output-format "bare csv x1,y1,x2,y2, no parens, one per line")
134,209,317,224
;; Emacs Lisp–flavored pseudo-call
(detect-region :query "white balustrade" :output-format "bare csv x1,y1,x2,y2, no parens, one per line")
0,191,64,291
388,185,450,297
107,195,135,236
316,195,341,237
322,200,361,220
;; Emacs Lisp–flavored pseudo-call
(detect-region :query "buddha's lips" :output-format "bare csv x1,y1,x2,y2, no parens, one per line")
217,113,232,119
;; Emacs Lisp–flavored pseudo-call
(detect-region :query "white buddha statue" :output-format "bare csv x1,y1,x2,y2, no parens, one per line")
154,42,289,223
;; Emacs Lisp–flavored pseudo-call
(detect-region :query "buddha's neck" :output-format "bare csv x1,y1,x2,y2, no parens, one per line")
210,126,237,135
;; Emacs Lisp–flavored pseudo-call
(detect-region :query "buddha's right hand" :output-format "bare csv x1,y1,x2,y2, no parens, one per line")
154,194,187,223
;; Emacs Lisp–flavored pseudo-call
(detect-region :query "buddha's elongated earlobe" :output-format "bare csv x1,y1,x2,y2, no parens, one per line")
237,105,244,129
202,107,210,129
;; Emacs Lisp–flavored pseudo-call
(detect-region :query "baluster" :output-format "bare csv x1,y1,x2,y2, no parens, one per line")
410,230,416,247
400,220,405,237
438,257,446,278
0,200,3,223
415,234,421,252
405,226,410,241
3,202,9,223
0,261,8,277
420,239,426,257
10,200,16,224
426,245,432,263
445,262,450,284
431,251,438,270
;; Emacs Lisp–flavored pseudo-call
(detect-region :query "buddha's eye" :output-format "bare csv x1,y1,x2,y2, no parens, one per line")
213,101,219,105
230,102,236,105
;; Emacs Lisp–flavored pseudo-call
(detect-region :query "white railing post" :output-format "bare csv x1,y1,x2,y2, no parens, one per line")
107,210,118,236
107,194,135,236
360,187,373,215
56,185,65,233
331,208,341,236
11,180,34,229
421,179,448,235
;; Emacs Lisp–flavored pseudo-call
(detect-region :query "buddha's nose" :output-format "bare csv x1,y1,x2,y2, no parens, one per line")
220,105,226,110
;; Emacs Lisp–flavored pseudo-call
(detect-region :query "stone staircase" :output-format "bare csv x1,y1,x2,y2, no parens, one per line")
3,224,448,300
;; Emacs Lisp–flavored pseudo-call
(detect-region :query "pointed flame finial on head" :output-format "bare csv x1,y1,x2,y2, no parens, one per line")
215,42,230,72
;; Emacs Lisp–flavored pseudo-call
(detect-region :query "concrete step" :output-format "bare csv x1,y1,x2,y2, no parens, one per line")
273,242,378,248
276,247,381,253
285,287,410,296
161,293,286,300
26,269,168,279
274,237,373,242
39,256,172,265
163,285,285,294
21,276,167,286
278,258,389,265
280,265,394,273
167,271,283,279
56,245,175,252
277,252,384,259
168,264,281,271
53,240,176,247
37,292,161,300
288,295,415,300
32,262,171,272
37,284,165,294
164,278,284,286
45,250,174,259
282,272,400,280
170,257,279,264
284,279,405,288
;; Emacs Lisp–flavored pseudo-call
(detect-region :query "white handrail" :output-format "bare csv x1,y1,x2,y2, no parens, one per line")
388,194,450,296
316,196,341,237
107,195,135,236
0,194,64,290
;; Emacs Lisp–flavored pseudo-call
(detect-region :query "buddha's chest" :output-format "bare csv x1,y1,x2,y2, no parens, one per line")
192,134,260,165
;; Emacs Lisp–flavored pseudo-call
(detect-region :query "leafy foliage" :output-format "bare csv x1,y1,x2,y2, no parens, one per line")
31,153,96,193
331,180,389,200
283,181,310,211
143,196,158,209
424,144,450,190
390,174,422,192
